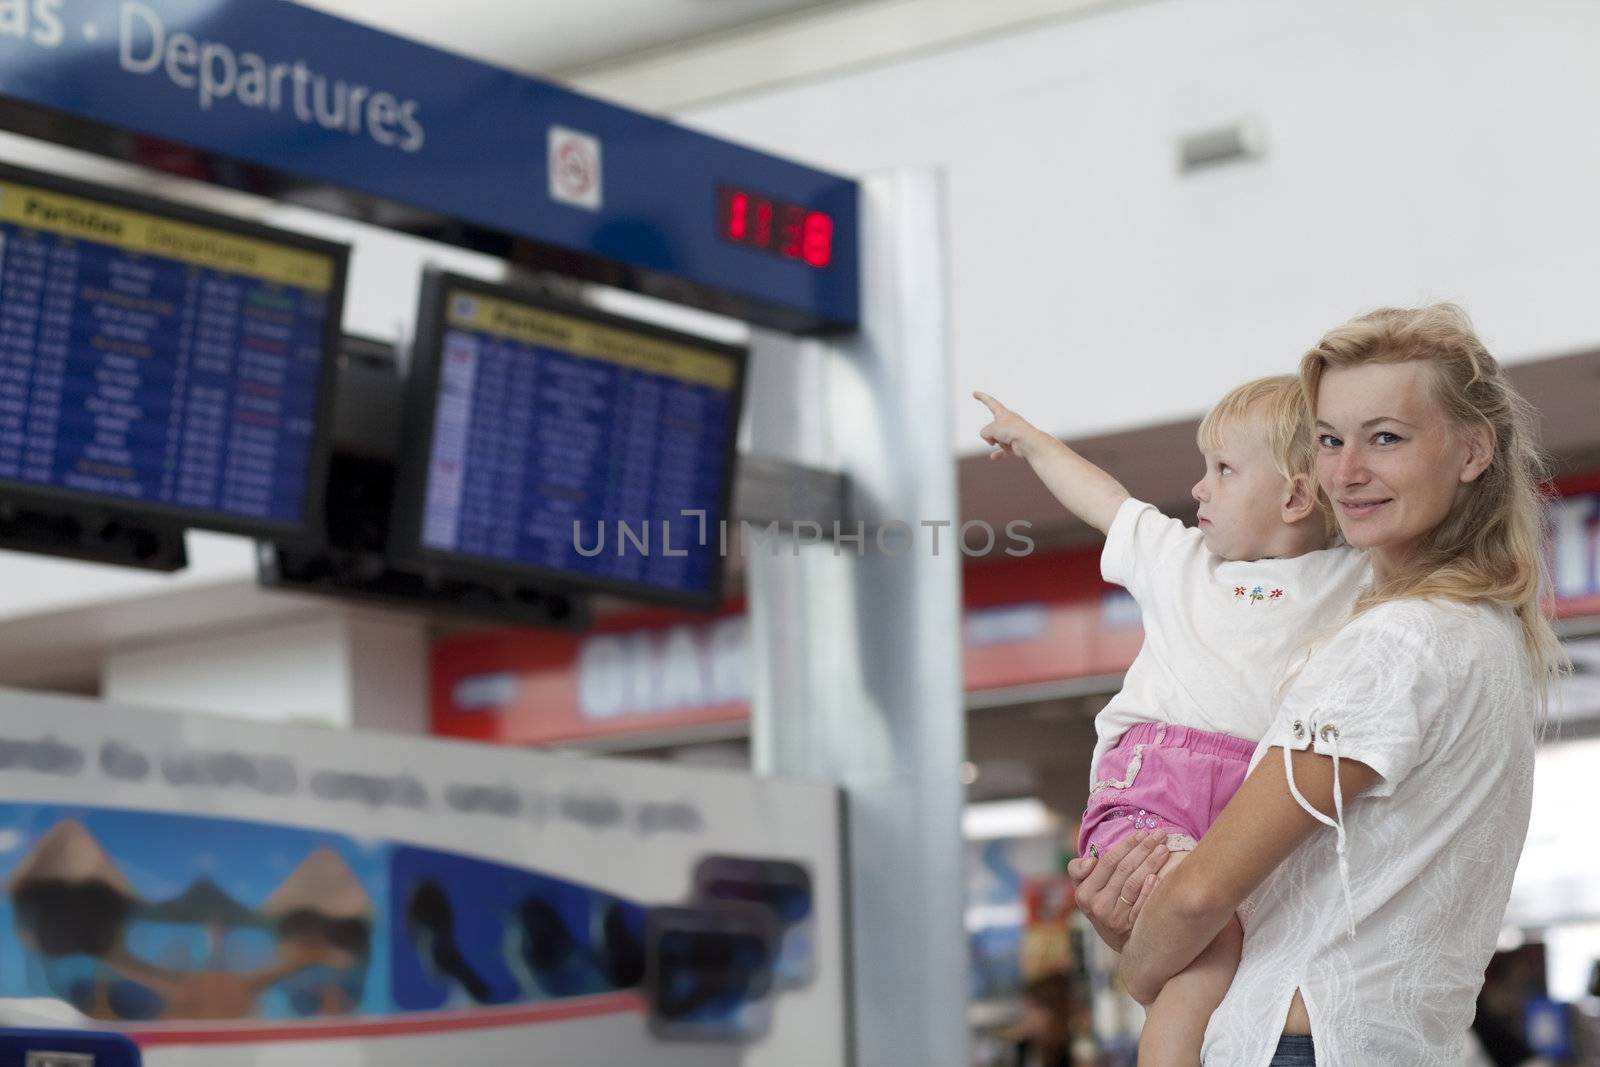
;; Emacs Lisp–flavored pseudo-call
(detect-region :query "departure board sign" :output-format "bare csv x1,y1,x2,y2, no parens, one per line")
394,273,745,609
0,164,346,539
0,0,859,332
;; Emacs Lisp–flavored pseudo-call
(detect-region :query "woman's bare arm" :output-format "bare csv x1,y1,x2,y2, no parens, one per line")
1117,748,1381,1005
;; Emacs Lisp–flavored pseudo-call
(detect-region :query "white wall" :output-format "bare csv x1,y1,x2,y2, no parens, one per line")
103,616,357,726
0,532,252,622
681,0,1600,448
102,613,429,730
1507,736,1600,929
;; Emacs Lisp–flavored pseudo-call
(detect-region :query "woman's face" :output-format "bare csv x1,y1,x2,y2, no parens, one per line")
1313,361,1489,581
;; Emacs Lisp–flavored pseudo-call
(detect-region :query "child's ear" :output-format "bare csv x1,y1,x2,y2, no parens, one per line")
1281,475,1317,524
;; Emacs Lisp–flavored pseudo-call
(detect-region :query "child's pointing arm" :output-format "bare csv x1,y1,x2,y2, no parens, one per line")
974,391,1129,535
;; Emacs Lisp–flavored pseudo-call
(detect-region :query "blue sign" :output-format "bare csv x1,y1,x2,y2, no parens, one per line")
0,1028,142,1065
0,160,346,541
0,0,859,331
395,272,744,609
1524,997,1573,1060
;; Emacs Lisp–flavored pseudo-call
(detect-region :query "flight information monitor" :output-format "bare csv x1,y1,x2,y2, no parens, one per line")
395,273,746,608
0,162,347,540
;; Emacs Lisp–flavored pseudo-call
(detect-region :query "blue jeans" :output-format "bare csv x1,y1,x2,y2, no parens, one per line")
1268,1034,1315,1065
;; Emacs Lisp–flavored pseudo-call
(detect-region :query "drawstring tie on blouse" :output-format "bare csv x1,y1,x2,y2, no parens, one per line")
1283,721,1356,938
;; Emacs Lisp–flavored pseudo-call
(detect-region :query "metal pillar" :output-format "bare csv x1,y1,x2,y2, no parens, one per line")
747,171,968,1067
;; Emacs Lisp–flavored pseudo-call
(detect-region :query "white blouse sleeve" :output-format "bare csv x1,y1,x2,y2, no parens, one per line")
1261,603,1449,936
1264,603,1447,797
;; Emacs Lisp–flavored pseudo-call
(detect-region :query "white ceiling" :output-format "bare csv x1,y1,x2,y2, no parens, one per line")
290,0,853,78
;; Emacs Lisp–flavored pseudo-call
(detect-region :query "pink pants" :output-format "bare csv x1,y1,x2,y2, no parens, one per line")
1077,722,1255,859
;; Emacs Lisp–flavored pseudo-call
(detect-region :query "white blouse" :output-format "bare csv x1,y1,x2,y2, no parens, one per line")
1202,599,1537,1067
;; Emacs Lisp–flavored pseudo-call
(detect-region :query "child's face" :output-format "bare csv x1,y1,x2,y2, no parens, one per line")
1190,416,1293,561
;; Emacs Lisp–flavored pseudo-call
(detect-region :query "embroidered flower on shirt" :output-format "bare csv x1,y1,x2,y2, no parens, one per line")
1269,588,1284,599
1249,585,1265,604
1234,586,1247,598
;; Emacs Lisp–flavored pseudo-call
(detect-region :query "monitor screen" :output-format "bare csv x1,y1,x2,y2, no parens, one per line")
0,163,347,539
395,273,746,608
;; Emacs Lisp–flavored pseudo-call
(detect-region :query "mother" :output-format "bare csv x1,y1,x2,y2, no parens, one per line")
1069,305,1565,1066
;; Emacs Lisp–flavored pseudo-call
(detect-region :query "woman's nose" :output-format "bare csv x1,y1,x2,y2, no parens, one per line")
1333,446,1368,487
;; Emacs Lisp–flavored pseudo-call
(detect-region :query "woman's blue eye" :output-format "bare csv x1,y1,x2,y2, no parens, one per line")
1374,431,1401,446
1317,434,1341,448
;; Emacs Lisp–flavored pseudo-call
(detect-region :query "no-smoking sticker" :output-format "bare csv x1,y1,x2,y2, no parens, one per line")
548,126,602,211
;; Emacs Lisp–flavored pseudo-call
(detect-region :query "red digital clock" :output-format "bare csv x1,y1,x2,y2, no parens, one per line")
717,184,834,268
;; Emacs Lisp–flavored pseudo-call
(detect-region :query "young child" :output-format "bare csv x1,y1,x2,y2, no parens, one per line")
974,377,1369,1065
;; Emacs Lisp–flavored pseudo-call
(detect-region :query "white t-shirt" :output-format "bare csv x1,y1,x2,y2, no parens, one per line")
1090,498,1369,784
1203,599,1538,1066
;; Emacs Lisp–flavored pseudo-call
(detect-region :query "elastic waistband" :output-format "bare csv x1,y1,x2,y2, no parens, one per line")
1117,722,1256,760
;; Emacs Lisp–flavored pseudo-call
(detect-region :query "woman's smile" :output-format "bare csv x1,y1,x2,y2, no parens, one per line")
1334,497,1390,520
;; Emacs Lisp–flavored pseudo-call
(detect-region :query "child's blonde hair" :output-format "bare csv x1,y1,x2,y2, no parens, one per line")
1197,375,1332,536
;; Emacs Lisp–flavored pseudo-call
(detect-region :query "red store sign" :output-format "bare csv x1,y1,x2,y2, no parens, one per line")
432,549,1143,746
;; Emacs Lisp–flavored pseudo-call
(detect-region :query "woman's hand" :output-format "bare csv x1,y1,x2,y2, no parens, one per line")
1064,831,1168,952
974,391,1044,461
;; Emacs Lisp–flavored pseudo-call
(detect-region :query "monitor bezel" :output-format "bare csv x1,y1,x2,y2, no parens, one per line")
0,160,350,547
391,270,748,611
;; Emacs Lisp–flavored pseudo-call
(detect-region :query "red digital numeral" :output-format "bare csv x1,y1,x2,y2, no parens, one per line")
801,212,833,267
718,185,834,268
780,204,805,258
754,199,774,249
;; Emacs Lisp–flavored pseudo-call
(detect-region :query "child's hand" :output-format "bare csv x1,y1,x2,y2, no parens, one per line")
975,391,1127,534
974,391,1038,461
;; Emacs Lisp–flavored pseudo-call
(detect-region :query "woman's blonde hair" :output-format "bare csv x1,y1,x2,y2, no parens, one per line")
1300,303,1568,695
1198,374,1335,539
